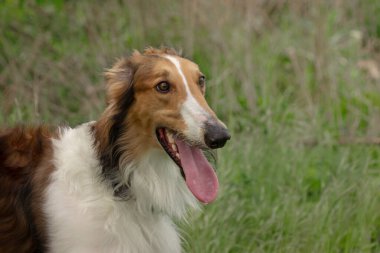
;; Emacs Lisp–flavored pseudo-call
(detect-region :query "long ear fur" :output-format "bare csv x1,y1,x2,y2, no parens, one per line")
93,52,141,189
95,52,141,148
104,53,140,106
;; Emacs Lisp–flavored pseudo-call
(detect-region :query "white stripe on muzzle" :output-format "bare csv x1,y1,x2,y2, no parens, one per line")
164,55,209,142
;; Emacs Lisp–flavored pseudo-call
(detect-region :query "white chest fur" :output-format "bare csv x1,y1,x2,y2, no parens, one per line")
44,123,197,253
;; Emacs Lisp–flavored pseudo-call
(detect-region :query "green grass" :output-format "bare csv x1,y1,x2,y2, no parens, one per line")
183,132,380,252
1,0,380,252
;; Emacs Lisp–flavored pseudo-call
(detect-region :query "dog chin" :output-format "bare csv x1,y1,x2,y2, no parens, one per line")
129,148,200,218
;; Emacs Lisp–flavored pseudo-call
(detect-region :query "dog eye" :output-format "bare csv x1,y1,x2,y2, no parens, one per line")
198,76,206,88
156,82,171,93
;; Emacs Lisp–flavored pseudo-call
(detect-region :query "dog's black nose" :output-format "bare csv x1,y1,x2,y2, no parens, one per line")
204,121,231,149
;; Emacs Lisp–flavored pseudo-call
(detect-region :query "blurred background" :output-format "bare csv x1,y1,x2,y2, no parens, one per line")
1,0,380,252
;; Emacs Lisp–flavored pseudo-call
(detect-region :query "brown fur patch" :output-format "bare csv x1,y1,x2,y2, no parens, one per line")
0,126,57,253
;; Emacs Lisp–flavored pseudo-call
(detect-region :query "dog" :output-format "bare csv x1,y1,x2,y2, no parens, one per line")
0,47,230,253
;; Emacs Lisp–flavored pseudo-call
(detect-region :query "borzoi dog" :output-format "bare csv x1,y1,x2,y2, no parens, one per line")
0,47,230,253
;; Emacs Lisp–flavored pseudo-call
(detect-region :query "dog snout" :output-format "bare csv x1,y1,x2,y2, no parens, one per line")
204,121,231,149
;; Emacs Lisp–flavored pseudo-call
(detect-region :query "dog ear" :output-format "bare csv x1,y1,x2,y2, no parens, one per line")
94,52,144,188
94,52,142,153
104,52,141,106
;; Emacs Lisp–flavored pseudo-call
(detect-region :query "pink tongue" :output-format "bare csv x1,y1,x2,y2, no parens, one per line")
175,138,219,204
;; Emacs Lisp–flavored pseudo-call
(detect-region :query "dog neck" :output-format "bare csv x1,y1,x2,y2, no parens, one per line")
91,122,199,218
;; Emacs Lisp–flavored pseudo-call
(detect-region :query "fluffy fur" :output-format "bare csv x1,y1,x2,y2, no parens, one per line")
45,123,195,253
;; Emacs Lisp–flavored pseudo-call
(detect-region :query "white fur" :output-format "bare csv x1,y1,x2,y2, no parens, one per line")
164,55,209,142
44,123,198,253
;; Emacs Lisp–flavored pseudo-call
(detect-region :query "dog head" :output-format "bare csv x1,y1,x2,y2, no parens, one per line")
95,48,230,212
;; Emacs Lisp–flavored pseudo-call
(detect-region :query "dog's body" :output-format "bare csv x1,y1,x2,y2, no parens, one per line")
0,48,230,253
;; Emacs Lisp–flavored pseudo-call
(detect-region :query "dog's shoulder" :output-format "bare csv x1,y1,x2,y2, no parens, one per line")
0,125,55,176
0,125,57,253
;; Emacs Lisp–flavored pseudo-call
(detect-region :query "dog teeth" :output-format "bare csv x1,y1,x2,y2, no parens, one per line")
167,133,174,144
175,153,180,158
172,144,178,152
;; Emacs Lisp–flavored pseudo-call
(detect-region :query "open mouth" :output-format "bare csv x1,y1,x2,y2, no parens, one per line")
156,127,219,204
156,128,184,177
